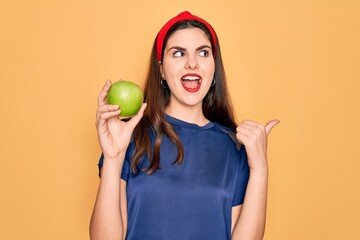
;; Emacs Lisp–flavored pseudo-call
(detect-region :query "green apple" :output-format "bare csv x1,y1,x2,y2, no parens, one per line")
107,80,144,117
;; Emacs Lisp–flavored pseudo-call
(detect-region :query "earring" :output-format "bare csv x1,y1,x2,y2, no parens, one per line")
160,78,168,88
211,78,216,87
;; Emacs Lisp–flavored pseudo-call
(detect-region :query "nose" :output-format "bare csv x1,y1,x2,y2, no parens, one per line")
185,55,198,70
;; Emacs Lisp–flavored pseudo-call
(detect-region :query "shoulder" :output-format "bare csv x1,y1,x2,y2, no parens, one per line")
211,122,243,151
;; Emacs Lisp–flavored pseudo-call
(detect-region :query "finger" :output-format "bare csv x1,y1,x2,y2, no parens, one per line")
127,103,147,129
96,105,119,125
236,124,251,133
99,109,121,122
236,132,248,145
97,115,118,134
241,119,261,126
237,126,255,138
97,111,120,130
237,122,263,136
97,80,112,106
242,120,267,132
265,119,280,135
97,104,120,114
240,120,267,134
237,123,256,132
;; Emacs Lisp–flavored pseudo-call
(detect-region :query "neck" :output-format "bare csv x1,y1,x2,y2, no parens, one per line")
165,102,209,126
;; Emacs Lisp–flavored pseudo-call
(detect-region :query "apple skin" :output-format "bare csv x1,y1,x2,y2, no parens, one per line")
107,80,144,117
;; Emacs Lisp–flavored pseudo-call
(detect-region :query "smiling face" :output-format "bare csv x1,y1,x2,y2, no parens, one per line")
160,27,215,113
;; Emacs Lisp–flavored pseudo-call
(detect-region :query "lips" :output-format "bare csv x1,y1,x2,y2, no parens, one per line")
181,73,202,92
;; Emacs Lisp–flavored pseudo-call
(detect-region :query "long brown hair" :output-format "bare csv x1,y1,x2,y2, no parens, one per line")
131,20,237,175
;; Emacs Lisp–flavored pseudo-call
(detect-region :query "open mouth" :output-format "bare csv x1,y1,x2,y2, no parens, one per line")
181,74,202,92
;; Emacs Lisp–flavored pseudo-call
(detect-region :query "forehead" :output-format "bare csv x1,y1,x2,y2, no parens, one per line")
165,28,211,48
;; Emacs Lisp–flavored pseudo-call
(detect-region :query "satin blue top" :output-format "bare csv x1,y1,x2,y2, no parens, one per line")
98,115,250,240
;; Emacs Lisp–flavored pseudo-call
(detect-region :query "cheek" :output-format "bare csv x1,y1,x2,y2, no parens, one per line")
163,63,183,80
205,62,215,78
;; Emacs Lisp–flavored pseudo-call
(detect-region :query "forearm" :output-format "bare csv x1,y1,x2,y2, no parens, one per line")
90,155,125,240
232,168,268,240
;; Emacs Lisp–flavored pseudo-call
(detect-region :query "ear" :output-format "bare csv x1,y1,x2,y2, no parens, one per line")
159,61,165,78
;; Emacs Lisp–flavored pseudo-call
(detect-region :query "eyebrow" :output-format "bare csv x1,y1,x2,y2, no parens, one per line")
168,45,212,52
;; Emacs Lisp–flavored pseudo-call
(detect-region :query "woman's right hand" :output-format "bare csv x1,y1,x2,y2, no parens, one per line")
96,79,147,160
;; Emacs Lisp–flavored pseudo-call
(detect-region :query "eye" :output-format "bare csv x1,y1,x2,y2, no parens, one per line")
173,51,184,57
199,50,209,57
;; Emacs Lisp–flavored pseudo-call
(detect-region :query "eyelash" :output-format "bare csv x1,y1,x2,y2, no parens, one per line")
172,50,209,57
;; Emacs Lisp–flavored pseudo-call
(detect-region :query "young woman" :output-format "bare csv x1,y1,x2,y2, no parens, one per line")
90,11,279,240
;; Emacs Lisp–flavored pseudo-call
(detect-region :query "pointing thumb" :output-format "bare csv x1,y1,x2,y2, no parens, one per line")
265,119,280,136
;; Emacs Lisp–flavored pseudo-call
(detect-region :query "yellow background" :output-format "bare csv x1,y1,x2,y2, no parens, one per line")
1,0,359,239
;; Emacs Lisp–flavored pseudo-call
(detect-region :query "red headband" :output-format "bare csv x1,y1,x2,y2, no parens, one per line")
156,11,217,62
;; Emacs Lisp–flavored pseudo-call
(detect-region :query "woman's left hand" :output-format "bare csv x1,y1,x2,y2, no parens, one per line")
236,119,280,172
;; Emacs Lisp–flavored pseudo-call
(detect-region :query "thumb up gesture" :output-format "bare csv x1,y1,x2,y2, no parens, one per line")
236,119,280,172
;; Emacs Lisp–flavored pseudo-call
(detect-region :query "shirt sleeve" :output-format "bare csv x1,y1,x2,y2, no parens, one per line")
232,144,250,206
97,152,131,181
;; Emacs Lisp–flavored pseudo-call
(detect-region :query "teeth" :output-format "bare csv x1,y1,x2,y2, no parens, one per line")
182,76,200,81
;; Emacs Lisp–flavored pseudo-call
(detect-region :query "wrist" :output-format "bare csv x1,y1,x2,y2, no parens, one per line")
103,152,126,168
103,150,126,162
250,164,269,177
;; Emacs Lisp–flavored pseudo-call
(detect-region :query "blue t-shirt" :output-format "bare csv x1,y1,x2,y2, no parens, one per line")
98,114,250,240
